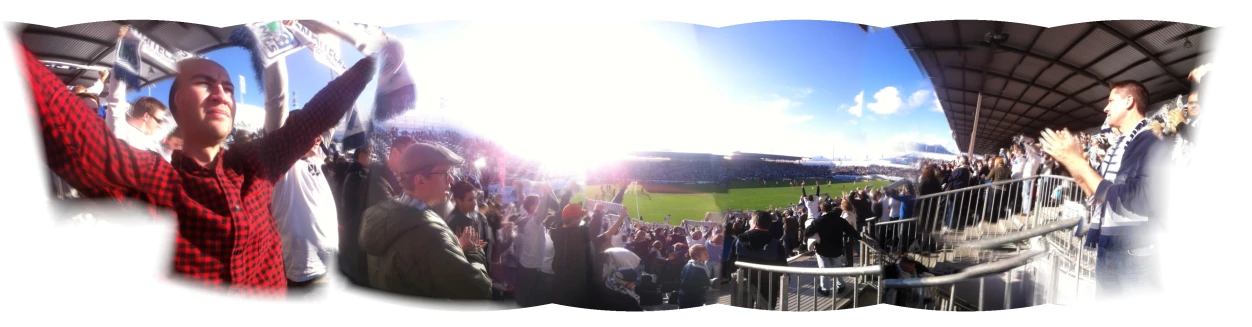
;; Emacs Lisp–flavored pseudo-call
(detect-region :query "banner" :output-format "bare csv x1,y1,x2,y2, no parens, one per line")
682,220,721,232
234,21,304,69
489,184,516,205
282,21,346,74
583,199,628,218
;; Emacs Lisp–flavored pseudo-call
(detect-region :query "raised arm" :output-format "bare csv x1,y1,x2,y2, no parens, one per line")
17,46,177,207
248,57,376,182
611,181,629,204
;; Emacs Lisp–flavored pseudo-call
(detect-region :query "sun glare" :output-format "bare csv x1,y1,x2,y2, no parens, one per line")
400,21,713,172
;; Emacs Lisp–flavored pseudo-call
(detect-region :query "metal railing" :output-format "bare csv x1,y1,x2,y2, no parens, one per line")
866,175,1087,260
875,216,1091,311
725,174,1099,311
729,241,885,311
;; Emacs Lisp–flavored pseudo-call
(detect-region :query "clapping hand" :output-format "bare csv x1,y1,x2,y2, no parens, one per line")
1039,128,1083,167
458,227,486,251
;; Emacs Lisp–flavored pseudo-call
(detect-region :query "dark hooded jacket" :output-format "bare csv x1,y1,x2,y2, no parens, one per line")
360,199,491,299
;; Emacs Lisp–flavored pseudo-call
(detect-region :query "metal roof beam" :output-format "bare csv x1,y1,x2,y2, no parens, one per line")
941,98,1029,122
1001,24,1098,130
21,28,112,47
943,65,1097,119
1093,22,1189,88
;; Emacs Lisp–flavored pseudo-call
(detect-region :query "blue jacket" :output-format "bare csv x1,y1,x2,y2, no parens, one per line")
678,260,711,302
1086,123,1172,242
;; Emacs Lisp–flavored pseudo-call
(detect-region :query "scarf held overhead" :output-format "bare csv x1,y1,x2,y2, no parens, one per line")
296,20,417,123
111,26,196,91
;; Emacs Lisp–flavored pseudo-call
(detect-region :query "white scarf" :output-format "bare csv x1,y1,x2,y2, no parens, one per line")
605,271,640,302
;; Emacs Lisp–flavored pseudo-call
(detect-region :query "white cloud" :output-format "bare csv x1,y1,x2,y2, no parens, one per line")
908,90,931,108
884,132,960,155
932,98,944,113
848,91,864,117
867,86,904,115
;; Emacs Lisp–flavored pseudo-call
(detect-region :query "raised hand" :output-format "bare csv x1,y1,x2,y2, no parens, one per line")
1039,128,1083,167
459,227,485,251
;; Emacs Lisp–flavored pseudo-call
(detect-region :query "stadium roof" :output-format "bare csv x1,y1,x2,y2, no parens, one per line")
891,20,1214,154
627,151,719,161
18,20,235,88
729,152,806,161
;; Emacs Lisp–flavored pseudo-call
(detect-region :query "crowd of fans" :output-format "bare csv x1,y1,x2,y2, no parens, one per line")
25,22,1208,309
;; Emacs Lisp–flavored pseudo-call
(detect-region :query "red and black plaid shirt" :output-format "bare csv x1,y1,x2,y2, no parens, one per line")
18,46,376,298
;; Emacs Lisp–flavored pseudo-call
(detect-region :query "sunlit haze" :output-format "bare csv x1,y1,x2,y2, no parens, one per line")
127,21,960,176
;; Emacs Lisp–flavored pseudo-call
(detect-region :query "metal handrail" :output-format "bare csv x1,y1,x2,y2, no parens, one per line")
870,217,918,227
733,261,883,277
910,174,1073,200
959,218,1081,250
882,248,1047,288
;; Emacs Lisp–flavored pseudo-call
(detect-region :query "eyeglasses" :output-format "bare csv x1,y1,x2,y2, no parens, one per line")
420,168,460,181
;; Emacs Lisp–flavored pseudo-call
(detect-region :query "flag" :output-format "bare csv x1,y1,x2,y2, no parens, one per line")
229,22,304,92
341,108,367,150
113,28,142,91
239,75,246,95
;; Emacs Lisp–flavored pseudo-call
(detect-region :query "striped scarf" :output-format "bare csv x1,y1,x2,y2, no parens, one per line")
1087,118,1151,238
605,271,640,303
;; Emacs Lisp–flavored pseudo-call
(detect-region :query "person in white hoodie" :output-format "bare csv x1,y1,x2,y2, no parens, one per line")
1018,136,1045,215
271,117,339,293
511,181,557,308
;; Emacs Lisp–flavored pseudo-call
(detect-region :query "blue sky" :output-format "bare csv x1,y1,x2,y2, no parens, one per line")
125,20,956,167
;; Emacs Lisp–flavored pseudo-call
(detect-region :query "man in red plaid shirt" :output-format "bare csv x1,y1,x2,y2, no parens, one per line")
16,44,376,298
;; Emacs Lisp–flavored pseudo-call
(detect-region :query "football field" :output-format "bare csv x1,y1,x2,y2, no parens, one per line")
572,179,895,225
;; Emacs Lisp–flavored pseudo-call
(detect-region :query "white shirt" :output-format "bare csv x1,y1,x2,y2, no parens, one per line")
272,157,340,282
804,198,821,220
113,119,167,161
541,231,555,274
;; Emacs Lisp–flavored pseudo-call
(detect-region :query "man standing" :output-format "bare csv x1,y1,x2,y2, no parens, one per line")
366,136,419,211
1040,80,1168,299
16,44,375,297
272,116,339,293
803,202,860,296
337,144,373,287
359,143,492,299
449,180,494,280
733,210,788,309
112,97,169,160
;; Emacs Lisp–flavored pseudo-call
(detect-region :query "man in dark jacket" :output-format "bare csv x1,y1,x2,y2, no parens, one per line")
359,142,492,299
803,202,860,296
943,156,974,230
335,145,372,287
449,180,494,279
1040,80,1169,298
548,203,600,309
364,136,419,214
340,136,417,287
733,210,788,309
599,267,644,311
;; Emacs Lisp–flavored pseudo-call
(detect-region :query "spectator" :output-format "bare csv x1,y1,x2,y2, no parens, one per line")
359,143,492,299
599,267,645,311
271,112,339,294
1039,80,1168,298
804,201,859,295
678,244,712,308
733,210,788,309
13,45,374,297
337,144,373,287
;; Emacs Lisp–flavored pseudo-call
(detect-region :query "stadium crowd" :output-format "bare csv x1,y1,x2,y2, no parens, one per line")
26,21,1207,309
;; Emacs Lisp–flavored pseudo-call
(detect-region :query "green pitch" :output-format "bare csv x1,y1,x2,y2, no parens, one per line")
573,179,896,225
